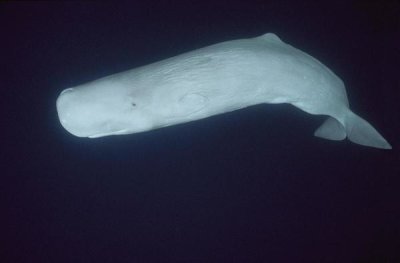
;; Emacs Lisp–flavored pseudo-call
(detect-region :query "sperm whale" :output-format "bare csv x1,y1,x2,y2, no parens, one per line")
56,33,391,149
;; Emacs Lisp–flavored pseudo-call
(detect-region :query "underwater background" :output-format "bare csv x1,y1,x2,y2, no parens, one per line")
1,1,399,262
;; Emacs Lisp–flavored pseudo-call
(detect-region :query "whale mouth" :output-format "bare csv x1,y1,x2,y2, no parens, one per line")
88,129,129,138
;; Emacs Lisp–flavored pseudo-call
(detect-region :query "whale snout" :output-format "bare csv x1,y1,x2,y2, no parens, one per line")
60,88,74,95
56,88,84,136
56,88,74,124
56,87,136,138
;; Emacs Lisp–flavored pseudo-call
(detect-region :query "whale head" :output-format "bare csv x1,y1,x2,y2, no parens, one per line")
56,82,156,138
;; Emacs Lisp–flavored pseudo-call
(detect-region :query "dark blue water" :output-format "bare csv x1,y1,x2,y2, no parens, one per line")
2,2,399,262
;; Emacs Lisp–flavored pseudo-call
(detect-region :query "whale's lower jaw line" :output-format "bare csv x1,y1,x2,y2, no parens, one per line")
88,129,129,138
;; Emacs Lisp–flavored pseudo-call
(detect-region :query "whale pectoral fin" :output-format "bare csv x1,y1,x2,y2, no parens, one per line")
314,117,347,141
344,111,392,149
315,113,392,149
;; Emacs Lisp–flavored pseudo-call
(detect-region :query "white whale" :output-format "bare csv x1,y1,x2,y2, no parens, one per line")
56,33,391,149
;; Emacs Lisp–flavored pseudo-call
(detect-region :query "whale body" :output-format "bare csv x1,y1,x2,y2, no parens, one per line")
56,33,391,149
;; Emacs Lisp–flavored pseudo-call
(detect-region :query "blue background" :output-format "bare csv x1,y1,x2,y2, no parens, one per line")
1,1,399,262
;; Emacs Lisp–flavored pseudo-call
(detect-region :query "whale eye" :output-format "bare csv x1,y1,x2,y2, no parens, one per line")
131,102,136,107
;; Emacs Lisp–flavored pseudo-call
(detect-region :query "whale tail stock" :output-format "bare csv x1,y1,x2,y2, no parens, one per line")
314,111,392,149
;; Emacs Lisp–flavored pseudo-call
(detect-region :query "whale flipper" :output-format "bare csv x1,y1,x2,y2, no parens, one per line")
315,112,391,149
314,117,346,141
344,111,391,149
